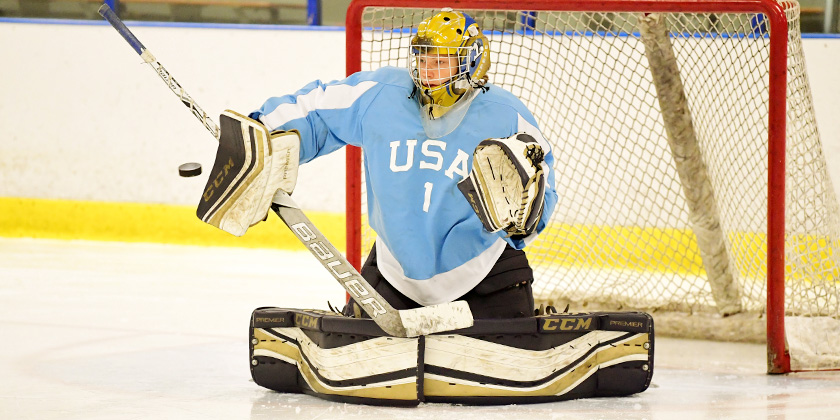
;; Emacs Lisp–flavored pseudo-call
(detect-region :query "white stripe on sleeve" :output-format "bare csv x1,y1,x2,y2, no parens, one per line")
261,80,378,130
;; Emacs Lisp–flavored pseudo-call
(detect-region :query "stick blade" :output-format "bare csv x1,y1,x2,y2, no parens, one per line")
398,300,474,337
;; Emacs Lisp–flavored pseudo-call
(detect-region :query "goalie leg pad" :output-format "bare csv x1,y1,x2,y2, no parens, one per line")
197,110,299,236
250,308,654,406
250,308,422,406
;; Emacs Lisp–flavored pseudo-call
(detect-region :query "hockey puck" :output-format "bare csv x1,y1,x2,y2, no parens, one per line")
178,162,202,177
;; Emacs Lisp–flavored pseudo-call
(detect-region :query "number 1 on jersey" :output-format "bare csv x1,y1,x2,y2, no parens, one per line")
423,182,433,212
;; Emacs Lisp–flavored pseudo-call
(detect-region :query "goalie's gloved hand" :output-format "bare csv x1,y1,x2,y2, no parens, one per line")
196,110,300,236
458,133,546,237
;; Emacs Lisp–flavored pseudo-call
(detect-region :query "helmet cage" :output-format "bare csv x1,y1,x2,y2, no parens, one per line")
409,11,490,117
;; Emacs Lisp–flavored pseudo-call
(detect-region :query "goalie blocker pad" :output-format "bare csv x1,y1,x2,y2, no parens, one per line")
250,307,654,406
197,110,299,236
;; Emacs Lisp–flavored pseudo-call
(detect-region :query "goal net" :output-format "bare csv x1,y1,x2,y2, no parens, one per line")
345,0,840,373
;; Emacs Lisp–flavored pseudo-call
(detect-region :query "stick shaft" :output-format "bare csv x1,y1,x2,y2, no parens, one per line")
98,4,221,140
98,4,145,56
270,192,408,336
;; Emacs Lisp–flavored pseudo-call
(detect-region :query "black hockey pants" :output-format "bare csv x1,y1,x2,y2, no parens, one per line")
343,243,535,319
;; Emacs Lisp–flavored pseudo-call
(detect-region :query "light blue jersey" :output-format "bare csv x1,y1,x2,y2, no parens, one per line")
252,67,557,305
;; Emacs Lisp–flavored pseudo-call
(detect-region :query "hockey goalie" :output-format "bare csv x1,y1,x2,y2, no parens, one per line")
198,8,653,406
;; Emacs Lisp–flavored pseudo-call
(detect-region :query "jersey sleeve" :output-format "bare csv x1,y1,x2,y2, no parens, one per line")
248,73,380,164
502,113,559,250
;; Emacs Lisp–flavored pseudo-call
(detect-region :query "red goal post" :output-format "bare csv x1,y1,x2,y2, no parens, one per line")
344,0,838,374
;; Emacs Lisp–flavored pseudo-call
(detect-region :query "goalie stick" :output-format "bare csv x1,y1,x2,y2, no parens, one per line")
97,4,474,337
271,191,472,337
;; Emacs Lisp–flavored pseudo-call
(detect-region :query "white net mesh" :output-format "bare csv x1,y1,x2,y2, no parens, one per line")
351,2,840,371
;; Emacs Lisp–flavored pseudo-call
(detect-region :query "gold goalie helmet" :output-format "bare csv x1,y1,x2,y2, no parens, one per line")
410,8,490,138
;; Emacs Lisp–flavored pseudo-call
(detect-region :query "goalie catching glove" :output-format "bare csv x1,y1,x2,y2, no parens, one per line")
197,110,300,236
458,133,546,237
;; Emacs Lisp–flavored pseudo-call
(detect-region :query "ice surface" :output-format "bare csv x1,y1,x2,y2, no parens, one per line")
1,238,839,420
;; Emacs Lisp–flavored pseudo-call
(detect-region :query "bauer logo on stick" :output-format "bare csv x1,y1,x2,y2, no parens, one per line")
289,221,387,318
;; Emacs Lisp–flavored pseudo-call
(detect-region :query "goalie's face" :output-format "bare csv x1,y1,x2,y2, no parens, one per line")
415,54,459,88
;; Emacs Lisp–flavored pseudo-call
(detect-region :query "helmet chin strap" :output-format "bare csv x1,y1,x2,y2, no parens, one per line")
452,78,470,95
419,89,433,107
